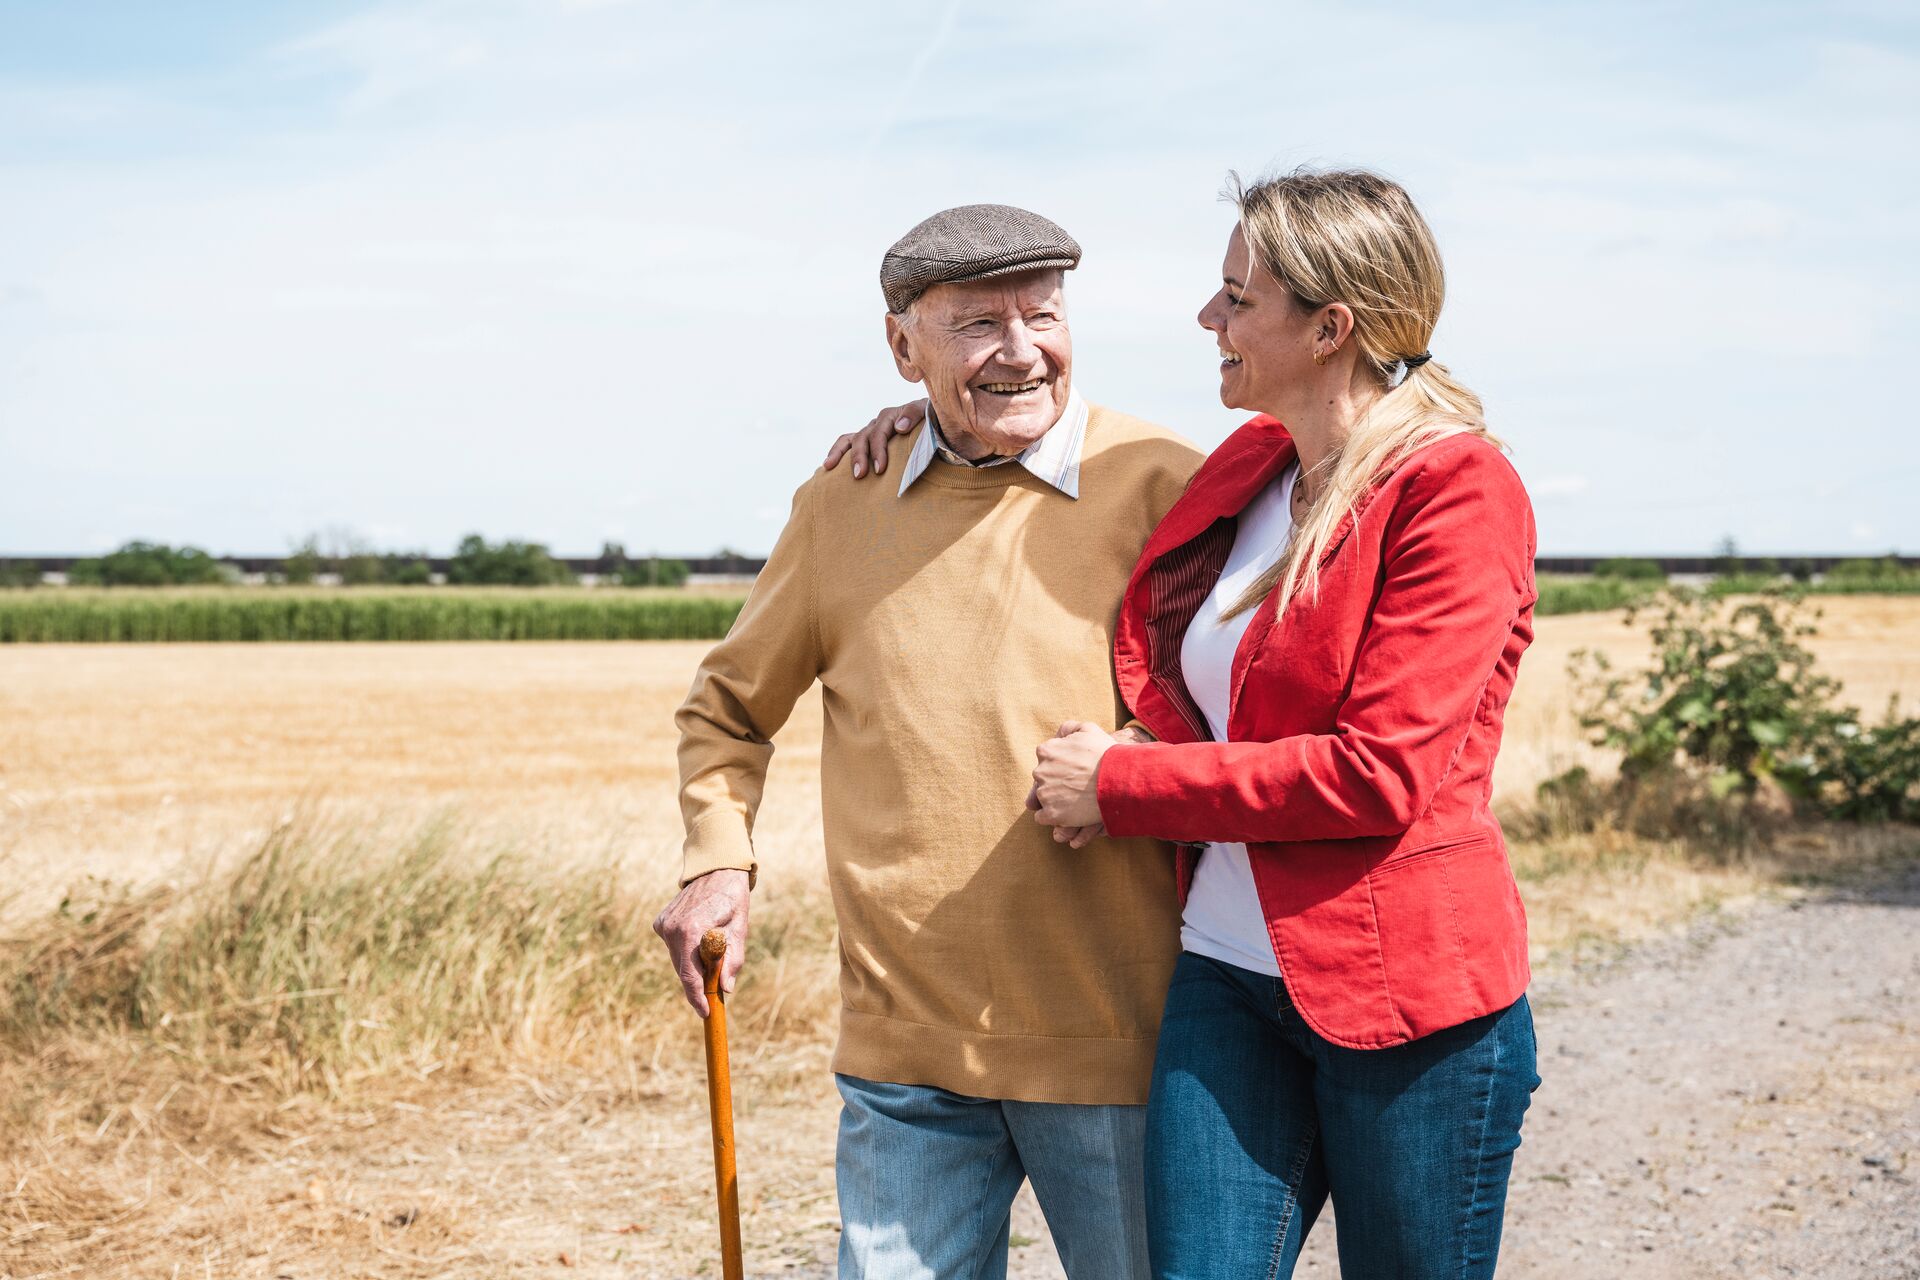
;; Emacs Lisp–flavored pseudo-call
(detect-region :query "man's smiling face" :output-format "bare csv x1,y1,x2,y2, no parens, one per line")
885,269,1071,459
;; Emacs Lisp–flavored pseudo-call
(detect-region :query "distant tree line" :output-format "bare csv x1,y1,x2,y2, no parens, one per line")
68,541,235,587
285,536,434,586
0,538,690,588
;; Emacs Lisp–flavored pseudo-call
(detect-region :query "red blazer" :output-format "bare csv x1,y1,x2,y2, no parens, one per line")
1098,415,1537,1049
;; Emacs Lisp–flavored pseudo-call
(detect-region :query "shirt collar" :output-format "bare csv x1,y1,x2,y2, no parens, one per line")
896,388,1088,499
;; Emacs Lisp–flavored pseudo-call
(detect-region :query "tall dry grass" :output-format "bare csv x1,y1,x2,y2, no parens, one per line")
0,816,838,1098
0,813,842,1276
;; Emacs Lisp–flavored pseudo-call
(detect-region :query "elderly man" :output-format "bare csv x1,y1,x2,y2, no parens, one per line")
655,205,1202,1280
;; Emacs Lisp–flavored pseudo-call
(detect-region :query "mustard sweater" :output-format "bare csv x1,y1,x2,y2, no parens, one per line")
675,406,1204,1105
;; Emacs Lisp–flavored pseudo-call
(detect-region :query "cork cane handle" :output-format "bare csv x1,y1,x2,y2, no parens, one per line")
698,929,744,1280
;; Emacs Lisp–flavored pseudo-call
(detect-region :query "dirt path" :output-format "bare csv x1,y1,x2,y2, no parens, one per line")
1014,863,1920,1279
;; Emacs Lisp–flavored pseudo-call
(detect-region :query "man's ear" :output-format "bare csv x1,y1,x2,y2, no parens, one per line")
884,311,923,382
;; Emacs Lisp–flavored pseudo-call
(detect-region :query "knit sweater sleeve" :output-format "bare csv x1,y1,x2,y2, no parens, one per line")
674,478,825,887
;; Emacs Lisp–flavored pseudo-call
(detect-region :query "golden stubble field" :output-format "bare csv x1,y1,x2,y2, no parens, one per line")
1,596,1916,1277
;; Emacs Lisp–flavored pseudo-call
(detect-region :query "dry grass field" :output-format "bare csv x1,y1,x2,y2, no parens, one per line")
1,596,1916,1277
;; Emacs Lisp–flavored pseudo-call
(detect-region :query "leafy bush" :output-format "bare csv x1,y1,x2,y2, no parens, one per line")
597,541,689,588
284,535,434,586
384,555,434,585
1706,572,1792,597
336,552,384,586
447,535,574,586
1817,557,1920,594
1535,575,1656,616
284,540,323,585
0,560,40,589
1575,592,1835,798
1593,557,1665,582
67,541,231,587
1804,699,1920,823
1566,590,1920,828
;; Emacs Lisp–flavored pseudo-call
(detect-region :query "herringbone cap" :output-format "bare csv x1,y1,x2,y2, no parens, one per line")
880,204,1081,313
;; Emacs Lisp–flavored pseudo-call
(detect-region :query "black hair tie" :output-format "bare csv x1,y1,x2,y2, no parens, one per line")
1403,352,1433,368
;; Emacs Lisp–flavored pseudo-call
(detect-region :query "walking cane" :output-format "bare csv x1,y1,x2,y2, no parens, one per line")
699,929,745,1280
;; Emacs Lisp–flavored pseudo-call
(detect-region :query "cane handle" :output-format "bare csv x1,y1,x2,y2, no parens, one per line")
700,929,727,996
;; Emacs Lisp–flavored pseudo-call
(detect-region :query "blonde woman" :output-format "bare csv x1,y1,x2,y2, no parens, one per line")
831,169,1539,1278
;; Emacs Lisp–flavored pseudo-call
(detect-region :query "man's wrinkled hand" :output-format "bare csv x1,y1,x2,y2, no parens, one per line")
1032,724,1152,847
652,868,751,1018
823,399,927,479
1031,720,1119,830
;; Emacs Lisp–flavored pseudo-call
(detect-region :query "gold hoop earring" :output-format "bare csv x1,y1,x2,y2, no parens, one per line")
1311,348,1328,367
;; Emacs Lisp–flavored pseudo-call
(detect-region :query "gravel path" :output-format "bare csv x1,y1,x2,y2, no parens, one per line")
989,863,1920,1280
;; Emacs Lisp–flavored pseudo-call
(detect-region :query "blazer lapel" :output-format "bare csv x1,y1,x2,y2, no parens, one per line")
1127,420,1301,744
1140,417,1296,561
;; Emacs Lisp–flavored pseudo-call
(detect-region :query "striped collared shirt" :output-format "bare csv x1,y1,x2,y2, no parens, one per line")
896,388,1088,499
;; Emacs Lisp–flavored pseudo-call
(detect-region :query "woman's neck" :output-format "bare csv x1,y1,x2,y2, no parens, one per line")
1283,381,1381,495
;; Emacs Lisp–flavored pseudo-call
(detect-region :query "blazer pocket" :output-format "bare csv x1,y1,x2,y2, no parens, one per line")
1368,832,1490,878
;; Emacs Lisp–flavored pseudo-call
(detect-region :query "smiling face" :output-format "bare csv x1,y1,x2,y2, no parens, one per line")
885,269,1071,459
1196,225,1325,422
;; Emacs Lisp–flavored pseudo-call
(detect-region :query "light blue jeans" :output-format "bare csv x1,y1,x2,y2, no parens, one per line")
835,1074,1150,1280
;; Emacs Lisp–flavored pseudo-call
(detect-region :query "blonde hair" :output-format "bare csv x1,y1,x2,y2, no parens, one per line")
1222,167,1499,619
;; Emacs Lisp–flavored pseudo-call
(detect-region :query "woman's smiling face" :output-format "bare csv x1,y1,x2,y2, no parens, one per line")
1196,224,1319,418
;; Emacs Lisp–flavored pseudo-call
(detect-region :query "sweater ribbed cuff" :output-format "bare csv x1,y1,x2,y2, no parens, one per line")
679,813,759,890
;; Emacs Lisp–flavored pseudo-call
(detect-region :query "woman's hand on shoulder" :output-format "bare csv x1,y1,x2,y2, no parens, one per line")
823,399,927,479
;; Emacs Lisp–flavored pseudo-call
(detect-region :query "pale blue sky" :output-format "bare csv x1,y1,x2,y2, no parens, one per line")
2,0,1916,557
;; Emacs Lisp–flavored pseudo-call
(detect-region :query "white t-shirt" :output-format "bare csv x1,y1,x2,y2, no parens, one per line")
1176,462,1298,977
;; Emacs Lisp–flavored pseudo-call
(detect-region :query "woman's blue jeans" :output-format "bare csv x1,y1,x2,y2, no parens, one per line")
1145,952,1538,1280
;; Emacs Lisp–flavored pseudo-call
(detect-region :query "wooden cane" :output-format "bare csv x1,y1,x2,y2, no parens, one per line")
699,929,744,1280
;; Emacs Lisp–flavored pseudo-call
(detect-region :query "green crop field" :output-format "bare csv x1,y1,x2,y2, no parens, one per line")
0,587,748,643
3,573,1914,643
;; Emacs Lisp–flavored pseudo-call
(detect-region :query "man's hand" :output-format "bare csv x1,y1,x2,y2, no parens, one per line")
652,868,751,1018
823,400,927,478
1030,720,1120,831
1029,724,1153,848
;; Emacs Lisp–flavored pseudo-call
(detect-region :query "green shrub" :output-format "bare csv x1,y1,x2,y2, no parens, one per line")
1535,575,1655,616
0,560,40,589
67,541,230,587
1817,557,1920,594
447,535,574,586
618,558,689,588
335,552,384,586
1706,572,1793,597
1806,699,1920,823
1574,591,1836,799
384,556,434,586
1593,557,1665,582
283,534,435,586
284,540,323,585
596,541,689,588
1569,590,1920,827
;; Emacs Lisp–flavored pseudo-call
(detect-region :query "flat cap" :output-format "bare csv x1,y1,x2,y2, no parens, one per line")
880,204,1081,314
